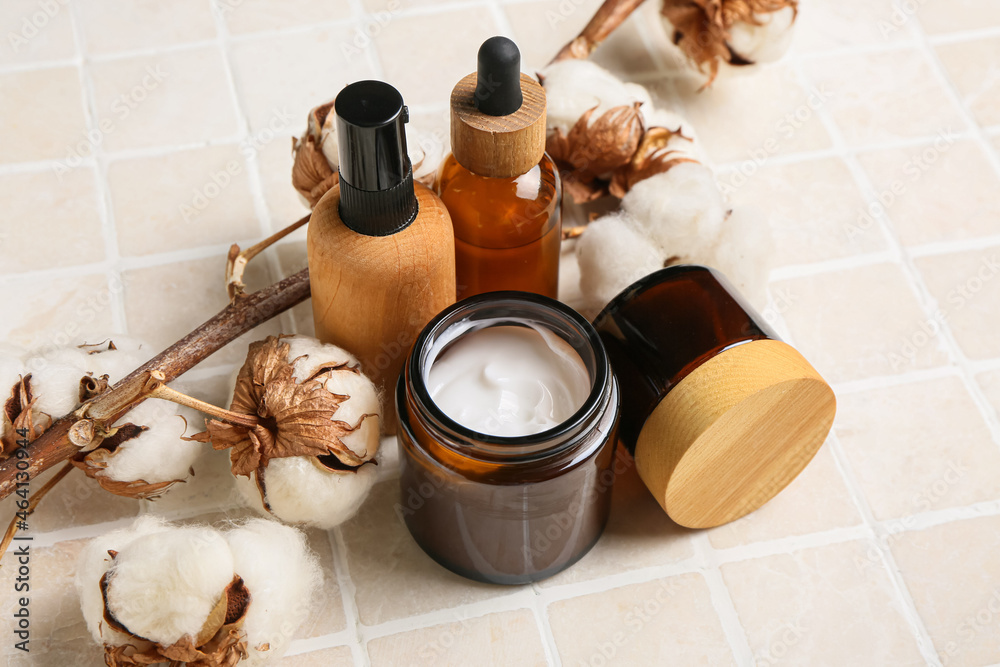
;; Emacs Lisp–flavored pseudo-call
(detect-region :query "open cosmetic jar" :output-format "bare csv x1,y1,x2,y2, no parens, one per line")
396,292,620,585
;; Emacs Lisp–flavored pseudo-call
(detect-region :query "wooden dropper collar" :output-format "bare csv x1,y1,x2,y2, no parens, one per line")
450,37,547,179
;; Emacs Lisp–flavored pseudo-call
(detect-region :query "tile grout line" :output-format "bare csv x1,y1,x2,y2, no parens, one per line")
207,0,288,297
327,526,371,667
690,534,756,666
789,51,952,665
62,1,129,337
901,15,1000,457
526,585,562,667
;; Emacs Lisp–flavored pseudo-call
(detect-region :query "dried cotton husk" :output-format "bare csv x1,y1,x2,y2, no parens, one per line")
195,335,381,529
660,0,798,84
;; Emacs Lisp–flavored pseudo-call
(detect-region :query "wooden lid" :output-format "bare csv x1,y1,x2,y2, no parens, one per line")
450,72,547,179
633,339,836,529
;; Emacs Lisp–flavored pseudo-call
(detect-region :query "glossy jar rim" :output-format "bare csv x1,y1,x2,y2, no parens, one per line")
401,291,612,464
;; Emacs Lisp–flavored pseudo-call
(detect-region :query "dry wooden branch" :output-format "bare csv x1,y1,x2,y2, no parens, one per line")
226,214,310,301
0,268,311,501
550,0,647,64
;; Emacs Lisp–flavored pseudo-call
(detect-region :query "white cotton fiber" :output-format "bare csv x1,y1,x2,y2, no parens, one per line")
285,335,359,381
320,369,380,460
86,337,150,383
102,400,203,485
224,519,322,665
620,163,727,258
727,6,796,65
236,453,379,530
26,362,86,422
576,214,664,316
409,126,449,187
75,515,171,647
77,517,321,660
707,206,774,308
104,526,235,646
541,60,653,134
28,345,88,372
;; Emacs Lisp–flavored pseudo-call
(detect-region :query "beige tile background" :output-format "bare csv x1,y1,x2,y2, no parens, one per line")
1,0,999,665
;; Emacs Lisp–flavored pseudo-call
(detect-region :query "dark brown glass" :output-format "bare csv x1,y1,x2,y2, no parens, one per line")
592,265,777,454
397,293,619,585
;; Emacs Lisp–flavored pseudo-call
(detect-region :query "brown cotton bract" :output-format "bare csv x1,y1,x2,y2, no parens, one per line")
661,0,798,83
291,102,339,208
192,336,372,488
546,103,696,203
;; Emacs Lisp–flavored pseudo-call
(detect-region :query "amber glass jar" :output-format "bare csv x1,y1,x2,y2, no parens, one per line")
593,265,836,529
397,292,619,584
438,153,561,300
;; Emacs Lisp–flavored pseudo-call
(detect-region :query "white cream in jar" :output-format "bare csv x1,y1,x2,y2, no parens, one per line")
426,325,590,437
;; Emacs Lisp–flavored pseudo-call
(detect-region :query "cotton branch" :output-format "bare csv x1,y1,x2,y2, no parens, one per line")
550,0,647,64
0,268,311,500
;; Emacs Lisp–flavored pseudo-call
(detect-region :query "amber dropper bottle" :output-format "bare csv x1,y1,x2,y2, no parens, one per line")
438,36,561,300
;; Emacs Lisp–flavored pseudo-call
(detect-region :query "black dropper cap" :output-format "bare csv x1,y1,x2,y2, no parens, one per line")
475,36,523,117
335,80,418,237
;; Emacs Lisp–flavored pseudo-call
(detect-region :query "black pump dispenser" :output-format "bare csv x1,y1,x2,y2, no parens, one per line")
335,80,418,236
475,36,523,117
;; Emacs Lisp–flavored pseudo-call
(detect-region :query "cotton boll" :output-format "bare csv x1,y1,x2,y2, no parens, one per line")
76,515,171,647
641,108,701,161
707,206,774,309
621,163,727,258
86,336,151,383
576,214,664,316
236,453,379,529
320,369,379,460
410,126,449,187
26,362,86,422
225,520,322,665
285,335,380,462
104,526,235,647
101,400,203,485
285,335,359,381
542,60,653,134
727,6,796,65
0,349,25,440
318,109,339,173
28,345,88,372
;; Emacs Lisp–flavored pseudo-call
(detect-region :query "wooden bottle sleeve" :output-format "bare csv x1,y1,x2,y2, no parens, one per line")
307,181,456,433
